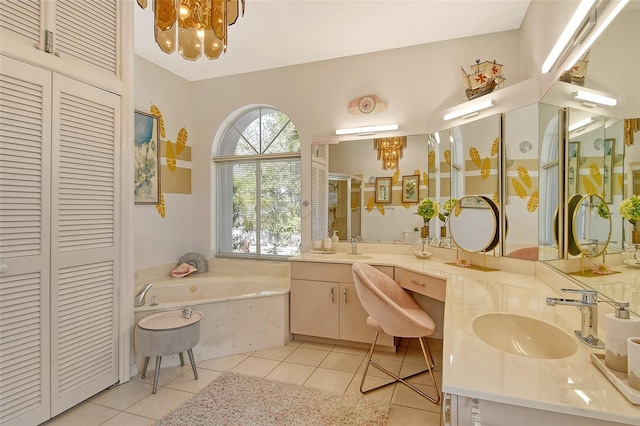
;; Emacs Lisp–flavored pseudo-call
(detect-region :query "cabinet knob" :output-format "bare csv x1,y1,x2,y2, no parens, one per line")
343,288,347,304
330,287,334,303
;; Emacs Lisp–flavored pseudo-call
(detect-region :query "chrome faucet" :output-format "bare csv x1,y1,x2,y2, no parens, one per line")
134,283,153,307
546,288,604,348
350,237,362,255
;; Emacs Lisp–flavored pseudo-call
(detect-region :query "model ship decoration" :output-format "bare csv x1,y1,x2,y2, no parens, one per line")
461,60,505,100
559,51,589,86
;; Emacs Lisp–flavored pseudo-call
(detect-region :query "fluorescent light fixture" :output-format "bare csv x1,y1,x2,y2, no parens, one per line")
443,99,495,121
434,132,440,144
335,124,398,135
541,0,596,73
569,116,594,132
565,0,629,72
572,90,617,106
311,135,340,145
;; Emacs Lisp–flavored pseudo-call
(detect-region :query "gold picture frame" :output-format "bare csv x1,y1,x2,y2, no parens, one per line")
375,177,392,204
134,110,161,204
402,175,419,203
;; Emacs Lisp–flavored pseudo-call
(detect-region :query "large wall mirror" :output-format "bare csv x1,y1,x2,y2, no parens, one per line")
309,2,640,302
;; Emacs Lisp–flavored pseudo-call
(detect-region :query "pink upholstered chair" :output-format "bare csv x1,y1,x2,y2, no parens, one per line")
352,262,440,404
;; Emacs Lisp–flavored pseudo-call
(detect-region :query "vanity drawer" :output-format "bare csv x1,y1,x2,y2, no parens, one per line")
395,267,446,301
291,262,393,283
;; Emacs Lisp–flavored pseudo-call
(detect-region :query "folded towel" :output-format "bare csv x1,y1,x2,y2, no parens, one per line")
171,262,197,278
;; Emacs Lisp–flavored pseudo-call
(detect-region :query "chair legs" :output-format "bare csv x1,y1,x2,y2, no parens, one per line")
360,332,441,404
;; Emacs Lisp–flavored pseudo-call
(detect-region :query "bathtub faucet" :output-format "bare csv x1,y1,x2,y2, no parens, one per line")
134,283,153,307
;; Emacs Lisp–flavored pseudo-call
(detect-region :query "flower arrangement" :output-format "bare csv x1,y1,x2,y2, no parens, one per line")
416,198,440,225
439,198,459,223
596,201,610,219
618,195,640,225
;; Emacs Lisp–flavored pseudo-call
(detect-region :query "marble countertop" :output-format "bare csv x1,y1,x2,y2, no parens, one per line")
291,247,640,424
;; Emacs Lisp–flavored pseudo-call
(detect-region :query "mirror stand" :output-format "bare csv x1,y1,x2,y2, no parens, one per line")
449,247,500,272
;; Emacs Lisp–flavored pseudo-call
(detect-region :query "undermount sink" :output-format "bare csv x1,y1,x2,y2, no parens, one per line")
336,253,373,259
472,313,577,359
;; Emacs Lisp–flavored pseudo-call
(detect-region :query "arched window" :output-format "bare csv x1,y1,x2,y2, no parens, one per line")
215,107,301,258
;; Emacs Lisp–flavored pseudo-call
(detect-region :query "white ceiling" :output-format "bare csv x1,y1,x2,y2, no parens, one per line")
134,0,532,82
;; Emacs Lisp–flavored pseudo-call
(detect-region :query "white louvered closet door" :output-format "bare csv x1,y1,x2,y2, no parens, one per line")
311,145,328,241
50,74,120,416
0,56,52,426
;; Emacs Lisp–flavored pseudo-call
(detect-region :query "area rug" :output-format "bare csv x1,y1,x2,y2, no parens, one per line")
156,371,389,425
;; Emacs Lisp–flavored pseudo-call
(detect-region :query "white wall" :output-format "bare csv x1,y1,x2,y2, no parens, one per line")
132,4,578,267
133,57,194,269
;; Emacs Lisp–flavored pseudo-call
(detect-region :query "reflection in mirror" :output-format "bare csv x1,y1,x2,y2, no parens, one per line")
449,195,499,253
327,135,429,243
570,193,612,258
328,174,362,241
503,104,541,261
538,104,562,261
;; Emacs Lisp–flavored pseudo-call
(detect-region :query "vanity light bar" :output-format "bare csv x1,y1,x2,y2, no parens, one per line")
569,117,594,132
564,0,629,73
443,100,495,121
572,90,617,107
335,124,398,135
541,0,596,73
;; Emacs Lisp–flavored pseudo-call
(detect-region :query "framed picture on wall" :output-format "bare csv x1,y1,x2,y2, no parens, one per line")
134,111,161,204
402,175,419,203
375,177,392,204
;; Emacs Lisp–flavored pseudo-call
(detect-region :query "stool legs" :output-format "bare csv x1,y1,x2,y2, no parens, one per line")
152,357,162,394
141,350,198,395
141,357,150,379
187,349,198,380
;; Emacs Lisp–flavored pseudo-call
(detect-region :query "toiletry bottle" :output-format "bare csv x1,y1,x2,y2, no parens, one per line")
605,301,640,372
332,230,339,243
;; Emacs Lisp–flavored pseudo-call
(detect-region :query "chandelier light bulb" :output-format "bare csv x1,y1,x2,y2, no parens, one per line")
179,5,190,19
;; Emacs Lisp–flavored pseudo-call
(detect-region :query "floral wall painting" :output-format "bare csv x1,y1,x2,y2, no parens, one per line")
402,175,419,203
375,177,392,204
134,110,160,204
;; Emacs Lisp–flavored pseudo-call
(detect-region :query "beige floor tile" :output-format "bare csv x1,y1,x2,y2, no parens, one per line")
388,404,441,426
345,373,395,403
265,361,316,385
125,387,193,420
251,344,297,361
286,339,304,347
136,364,192,388
427,338,444,352
357,357,403,378
331,345,369,356
44,402,119,426
230,356,279,377
198,354,247,371
165,368,221,392
391,382,441,413
404,347,443,367
90,380,153,411
299,340,335,351
319,351,365,373
371,346,407,362
304,367,355,393
284,347,330,366
402,363,442,388
100,411,156,426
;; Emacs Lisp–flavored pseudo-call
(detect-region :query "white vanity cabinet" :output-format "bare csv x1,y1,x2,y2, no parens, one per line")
290,262,394,346
444,394,630,426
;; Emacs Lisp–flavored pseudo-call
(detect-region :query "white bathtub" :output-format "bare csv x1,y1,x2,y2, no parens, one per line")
133,274,291,370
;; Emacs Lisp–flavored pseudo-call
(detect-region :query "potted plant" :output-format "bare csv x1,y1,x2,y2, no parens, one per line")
618,195,640,244
438,198,458,237
416,198,440,238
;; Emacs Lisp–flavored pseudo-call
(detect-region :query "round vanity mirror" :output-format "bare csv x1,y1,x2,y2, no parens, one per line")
449,196,499,253
570,193,611,258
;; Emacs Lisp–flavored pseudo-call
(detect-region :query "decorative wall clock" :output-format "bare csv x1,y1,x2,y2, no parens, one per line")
348,95,387,115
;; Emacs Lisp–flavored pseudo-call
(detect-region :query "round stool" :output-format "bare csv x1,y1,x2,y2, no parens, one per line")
135,309,203,394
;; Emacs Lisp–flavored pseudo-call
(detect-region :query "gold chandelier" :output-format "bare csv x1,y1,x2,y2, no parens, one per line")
373,137,407,170
137,0,245,61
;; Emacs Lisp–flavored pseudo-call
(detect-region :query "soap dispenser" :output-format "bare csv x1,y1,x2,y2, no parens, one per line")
331,230,339,243
605,301,640,372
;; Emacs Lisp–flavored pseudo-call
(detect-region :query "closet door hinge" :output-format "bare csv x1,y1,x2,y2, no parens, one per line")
45,30,54,53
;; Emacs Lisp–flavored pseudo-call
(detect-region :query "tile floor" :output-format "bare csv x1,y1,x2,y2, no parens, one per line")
44,338,443,425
